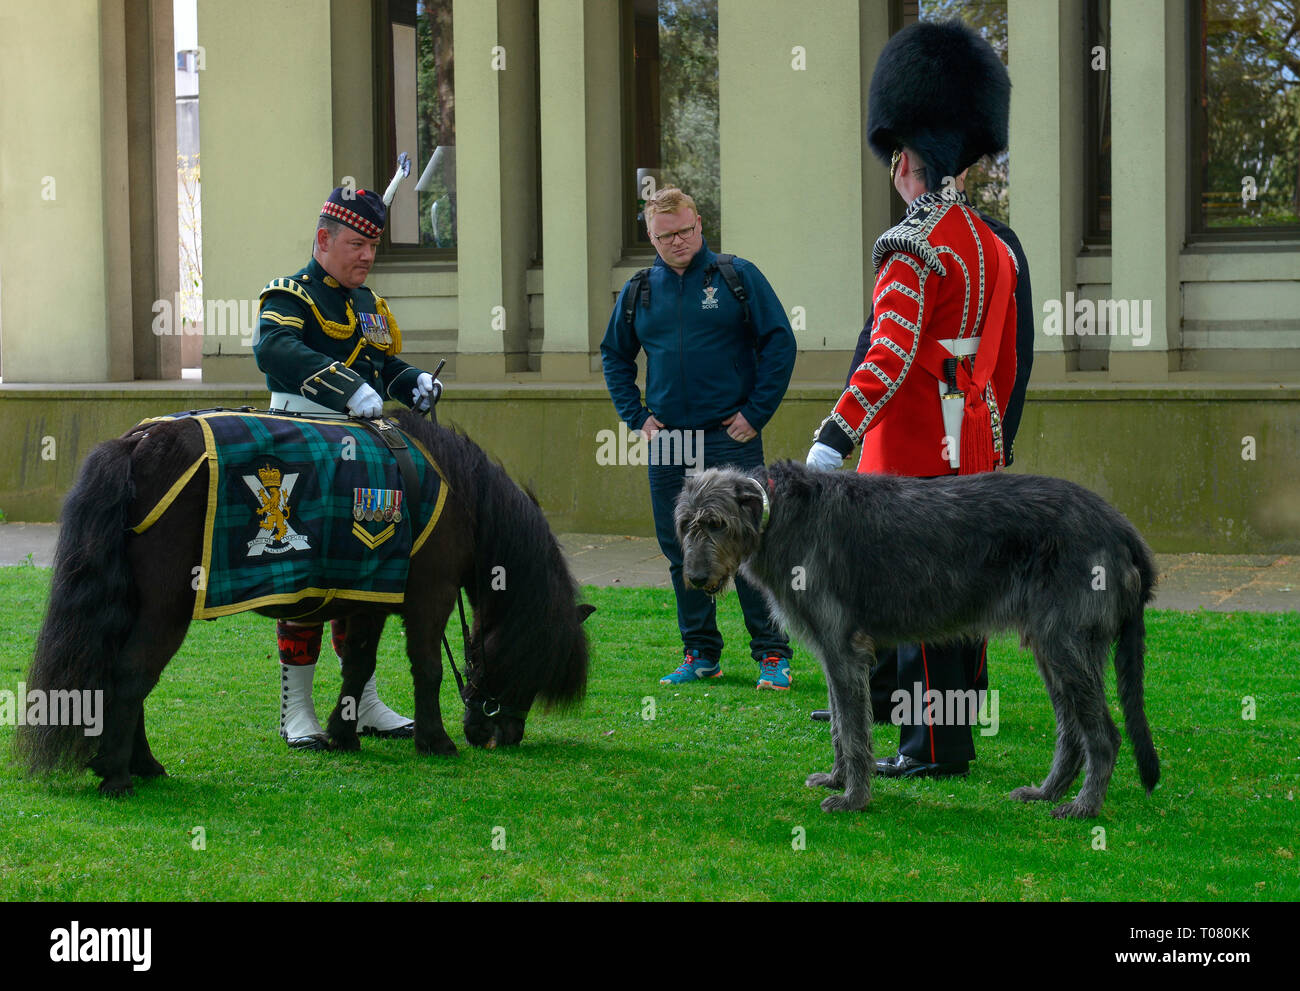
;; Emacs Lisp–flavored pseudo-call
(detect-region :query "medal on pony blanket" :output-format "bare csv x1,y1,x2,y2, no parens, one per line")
357,311,392,348
353,487,403,524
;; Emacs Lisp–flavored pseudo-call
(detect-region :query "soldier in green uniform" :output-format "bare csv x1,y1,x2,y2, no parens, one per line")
254,185,443,749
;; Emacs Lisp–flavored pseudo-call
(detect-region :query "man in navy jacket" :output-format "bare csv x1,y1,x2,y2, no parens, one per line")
601,187,797,688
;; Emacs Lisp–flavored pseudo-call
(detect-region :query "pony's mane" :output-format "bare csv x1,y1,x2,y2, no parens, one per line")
393,410,589,709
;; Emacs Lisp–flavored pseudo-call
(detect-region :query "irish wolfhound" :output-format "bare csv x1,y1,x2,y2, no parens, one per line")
675,462,1160,818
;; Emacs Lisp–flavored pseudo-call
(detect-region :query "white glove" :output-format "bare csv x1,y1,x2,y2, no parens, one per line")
412,372,442,413
346,383,383,419
806,442,845,471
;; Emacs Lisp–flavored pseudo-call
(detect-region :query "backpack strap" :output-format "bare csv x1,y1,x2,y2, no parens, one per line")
625,256,752,333
712,254,751,328
623,267,653,333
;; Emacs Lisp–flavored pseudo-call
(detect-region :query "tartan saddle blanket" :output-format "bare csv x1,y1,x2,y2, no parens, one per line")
137,410,447,619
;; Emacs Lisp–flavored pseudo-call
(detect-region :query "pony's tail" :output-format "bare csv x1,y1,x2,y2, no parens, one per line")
17,436,141,773
1115,534,1160,794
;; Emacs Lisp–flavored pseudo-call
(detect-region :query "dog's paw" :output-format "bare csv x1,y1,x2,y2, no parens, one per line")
820,791,869,813
1049,799,1100,820
806,771,843,790
1009,785,1049,802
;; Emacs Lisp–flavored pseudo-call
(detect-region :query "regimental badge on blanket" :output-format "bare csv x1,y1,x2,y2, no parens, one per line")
243,461,312,556
148,409,449,619
357,311,392,348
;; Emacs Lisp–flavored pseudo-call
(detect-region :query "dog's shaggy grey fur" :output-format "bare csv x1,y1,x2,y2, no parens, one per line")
675,461,1160,818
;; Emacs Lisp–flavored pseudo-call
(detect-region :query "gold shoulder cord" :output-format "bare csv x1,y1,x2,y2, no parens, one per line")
259,279,357,341
310,295,357,341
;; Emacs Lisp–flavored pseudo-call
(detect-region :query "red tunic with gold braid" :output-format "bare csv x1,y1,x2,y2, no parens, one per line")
822,191,1019,478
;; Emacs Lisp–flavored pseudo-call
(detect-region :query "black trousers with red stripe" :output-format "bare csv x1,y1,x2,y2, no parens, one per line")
869,640,989,764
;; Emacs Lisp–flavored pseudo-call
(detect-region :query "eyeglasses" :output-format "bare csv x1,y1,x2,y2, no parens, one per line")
651,221,698,244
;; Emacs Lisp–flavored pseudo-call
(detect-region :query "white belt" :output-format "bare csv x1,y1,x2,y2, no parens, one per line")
939,336,981,358
269,392,350,418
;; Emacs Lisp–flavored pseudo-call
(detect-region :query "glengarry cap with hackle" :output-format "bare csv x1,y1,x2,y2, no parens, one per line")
320,186,387,239
867,19,1011,189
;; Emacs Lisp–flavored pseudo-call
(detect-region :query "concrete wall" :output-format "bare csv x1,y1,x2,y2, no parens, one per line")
1,386,1296,554
1,0,1296,556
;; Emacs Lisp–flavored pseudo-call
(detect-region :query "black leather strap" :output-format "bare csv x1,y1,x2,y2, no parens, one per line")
361,418,421,524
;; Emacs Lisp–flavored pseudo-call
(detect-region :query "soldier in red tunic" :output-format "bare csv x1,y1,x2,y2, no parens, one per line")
807,19,1019,778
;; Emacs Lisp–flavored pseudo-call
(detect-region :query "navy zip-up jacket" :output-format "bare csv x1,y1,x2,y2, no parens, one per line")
601,241,797,433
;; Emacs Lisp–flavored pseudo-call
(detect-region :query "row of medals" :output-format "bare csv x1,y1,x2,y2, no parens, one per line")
354,503,402,523
355,315,395,523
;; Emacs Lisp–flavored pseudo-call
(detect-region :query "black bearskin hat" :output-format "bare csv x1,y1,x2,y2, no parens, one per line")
866,19,1010,188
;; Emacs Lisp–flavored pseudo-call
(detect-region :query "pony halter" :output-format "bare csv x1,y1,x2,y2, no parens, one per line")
441,590,529,721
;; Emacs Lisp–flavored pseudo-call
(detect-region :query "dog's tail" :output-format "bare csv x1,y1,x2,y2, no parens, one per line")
1115,534,1160,794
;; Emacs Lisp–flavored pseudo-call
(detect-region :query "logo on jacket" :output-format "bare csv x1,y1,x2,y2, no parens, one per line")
701,286,719,310
244,463,311,556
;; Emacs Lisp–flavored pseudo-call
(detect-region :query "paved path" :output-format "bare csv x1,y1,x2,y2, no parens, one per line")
1,523,1294,612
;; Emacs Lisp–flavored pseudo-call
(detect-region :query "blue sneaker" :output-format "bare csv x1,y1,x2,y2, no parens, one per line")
660,649,722,684
756,654,792,690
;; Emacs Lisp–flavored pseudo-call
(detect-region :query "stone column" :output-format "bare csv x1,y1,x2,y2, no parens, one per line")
1007,0,1085,382
1109,0,1185,380
453,0,534,379
537,0,622,381
197,0,334,383
0,0,130,382
718,0,870,382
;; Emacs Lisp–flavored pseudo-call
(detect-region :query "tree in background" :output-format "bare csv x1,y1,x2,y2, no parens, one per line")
416,0,456,247
916,0,1010,225
657,0,721,236
1203,0,1300,227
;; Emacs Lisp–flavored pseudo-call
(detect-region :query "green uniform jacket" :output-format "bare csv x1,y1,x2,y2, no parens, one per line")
253,257,423,413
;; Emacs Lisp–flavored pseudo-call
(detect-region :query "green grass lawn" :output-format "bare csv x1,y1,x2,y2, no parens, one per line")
0,566,1296,901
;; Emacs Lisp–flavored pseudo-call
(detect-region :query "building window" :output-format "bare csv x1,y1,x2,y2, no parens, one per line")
1190,0,1300,237
1084,0,1111,243
891,0,1010,225
625,0,720,249
376,0,456,253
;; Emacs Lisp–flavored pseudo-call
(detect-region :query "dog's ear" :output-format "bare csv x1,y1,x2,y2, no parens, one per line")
734,474,765,524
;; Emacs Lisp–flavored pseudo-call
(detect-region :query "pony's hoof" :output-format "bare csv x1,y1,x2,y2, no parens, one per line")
328,734,362,752
805,771,843,790
416,736,458,757
1010,785,1047,802
131,759,167,779
98,780,135,798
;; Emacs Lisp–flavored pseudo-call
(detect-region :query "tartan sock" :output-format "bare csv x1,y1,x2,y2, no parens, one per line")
277,621,322,666
330,619,346,659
